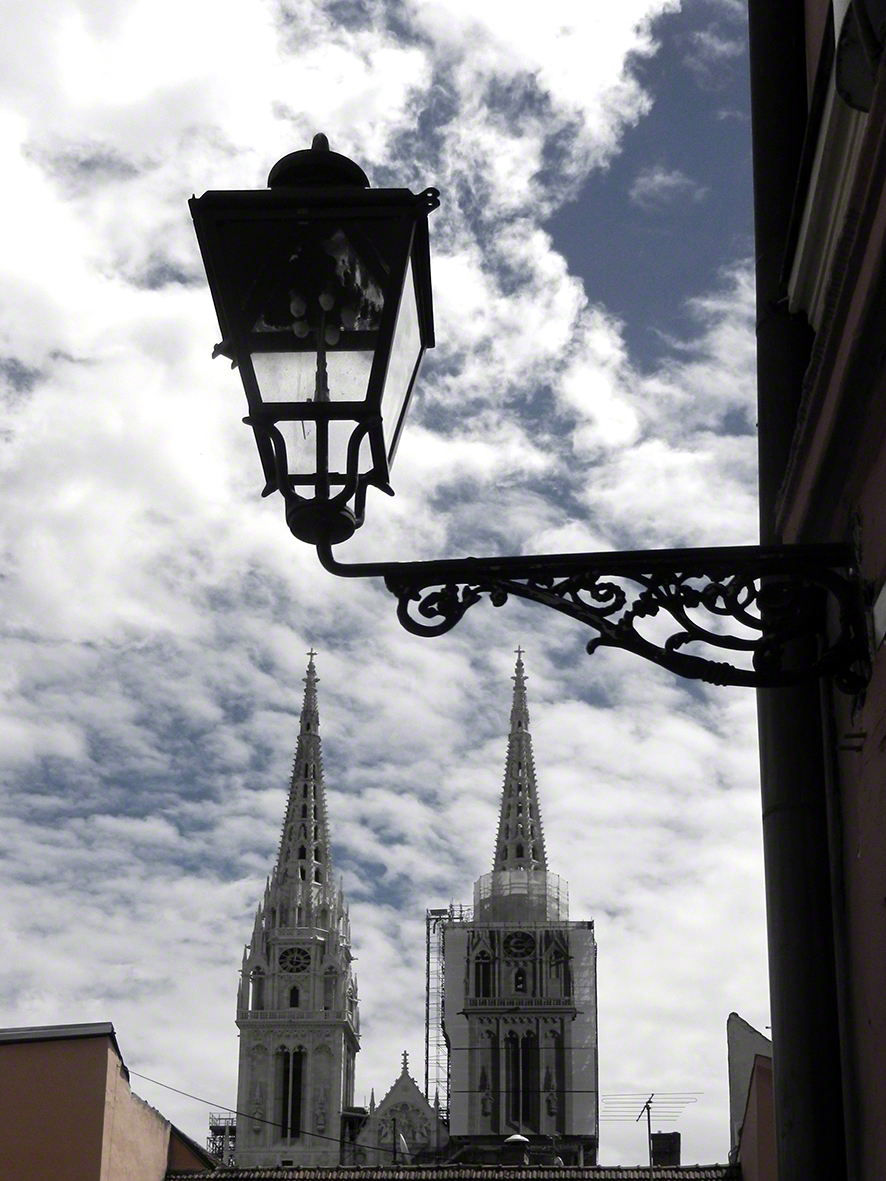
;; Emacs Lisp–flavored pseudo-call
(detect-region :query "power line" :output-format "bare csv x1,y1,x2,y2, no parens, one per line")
129,1070,700,1150
128,1070,402,1157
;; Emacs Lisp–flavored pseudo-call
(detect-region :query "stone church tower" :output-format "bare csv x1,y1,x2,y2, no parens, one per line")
441,651,599,1162
235,654,359,1168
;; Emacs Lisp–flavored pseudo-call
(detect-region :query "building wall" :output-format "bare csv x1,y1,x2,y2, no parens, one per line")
737,1056,777,1181
726,1013,772,1156
780,41,886,1181
0,1035,107,1180
803,0,831,96
0,1031,196,1181
443,920,597,1153
749,3,886,1176
167,1130,219,1171
100,1049,172,1181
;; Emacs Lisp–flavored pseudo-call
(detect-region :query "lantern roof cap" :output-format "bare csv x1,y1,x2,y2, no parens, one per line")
268,133,371,189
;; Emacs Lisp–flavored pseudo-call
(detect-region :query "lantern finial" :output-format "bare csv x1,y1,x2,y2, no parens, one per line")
267,136,370,189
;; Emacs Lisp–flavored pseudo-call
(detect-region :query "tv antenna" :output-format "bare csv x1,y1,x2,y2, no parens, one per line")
601,1092,701,1165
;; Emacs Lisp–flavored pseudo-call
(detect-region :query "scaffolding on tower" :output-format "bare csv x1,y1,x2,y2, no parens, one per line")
207,1112,236,1164
425,907,449,1121
425,904,471,1121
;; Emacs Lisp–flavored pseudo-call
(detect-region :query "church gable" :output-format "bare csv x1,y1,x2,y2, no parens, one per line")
352,1054,449,1164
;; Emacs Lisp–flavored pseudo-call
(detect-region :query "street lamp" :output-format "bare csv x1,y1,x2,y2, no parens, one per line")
190,134,437,544
190,139,869,692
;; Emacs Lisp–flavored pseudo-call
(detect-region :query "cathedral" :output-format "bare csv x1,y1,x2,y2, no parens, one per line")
439,649,599,1163
225,650,598,1168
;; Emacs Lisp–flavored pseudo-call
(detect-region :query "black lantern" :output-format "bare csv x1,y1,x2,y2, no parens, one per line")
190,134,438,543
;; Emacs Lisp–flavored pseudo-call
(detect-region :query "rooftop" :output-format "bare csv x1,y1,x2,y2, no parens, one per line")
168,1166,740,1180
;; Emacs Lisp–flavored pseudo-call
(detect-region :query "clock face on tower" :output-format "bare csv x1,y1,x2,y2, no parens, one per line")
502,931,535,958
279,947,311,973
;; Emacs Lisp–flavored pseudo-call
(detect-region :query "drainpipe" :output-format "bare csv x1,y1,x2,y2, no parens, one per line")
746,2,848,1179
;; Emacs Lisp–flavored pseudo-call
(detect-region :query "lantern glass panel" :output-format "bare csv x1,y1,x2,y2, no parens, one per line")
275,418,316,479
277,418,367,485
246,222,386,404
382,255,422,462
251,348,376,404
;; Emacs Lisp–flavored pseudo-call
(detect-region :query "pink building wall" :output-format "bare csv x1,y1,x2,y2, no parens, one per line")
0,1025,213,1180
738,1056,777,1181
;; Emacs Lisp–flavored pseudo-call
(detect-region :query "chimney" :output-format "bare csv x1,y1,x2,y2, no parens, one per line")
650,1131,681,1166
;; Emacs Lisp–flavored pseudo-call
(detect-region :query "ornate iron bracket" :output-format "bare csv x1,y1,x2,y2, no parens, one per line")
316,541,870,693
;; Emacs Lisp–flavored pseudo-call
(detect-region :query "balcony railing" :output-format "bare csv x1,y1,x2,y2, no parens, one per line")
237,1008,357,1026
464,995,575,1009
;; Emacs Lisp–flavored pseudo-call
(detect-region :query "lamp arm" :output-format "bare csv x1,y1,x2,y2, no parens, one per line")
316,540,871,692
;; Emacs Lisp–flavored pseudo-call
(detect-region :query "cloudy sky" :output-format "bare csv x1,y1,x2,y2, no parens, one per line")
0,0,768,1165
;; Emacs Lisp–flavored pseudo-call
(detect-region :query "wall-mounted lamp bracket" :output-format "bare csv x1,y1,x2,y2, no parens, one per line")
317,540,869,693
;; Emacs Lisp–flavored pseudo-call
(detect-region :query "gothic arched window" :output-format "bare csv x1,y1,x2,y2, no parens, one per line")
474,952,492,998
504,1032,520,1124
251,967,265,1011
275,1048,304,1139
521,1032,539,1128
323,969,336,1010
514,968,527,994
289,985,300,1008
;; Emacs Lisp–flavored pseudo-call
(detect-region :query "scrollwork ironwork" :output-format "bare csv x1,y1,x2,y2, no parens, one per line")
317,541,869,693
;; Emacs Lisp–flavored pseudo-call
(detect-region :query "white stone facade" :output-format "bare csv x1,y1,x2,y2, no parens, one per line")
441,653,599,1161
234,655,359,1168
444,919,598,1145
344,1053,449,1165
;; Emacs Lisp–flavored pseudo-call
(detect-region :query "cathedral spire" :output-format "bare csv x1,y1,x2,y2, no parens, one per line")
235,650,359,1168
276,650,332,888
491,648,548,872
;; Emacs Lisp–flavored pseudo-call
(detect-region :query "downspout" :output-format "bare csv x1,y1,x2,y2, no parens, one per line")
746,1,848,1179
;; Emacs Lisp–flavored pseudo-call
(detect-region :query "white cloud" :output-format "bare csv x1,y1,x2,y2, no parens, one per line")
629,164,710,209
